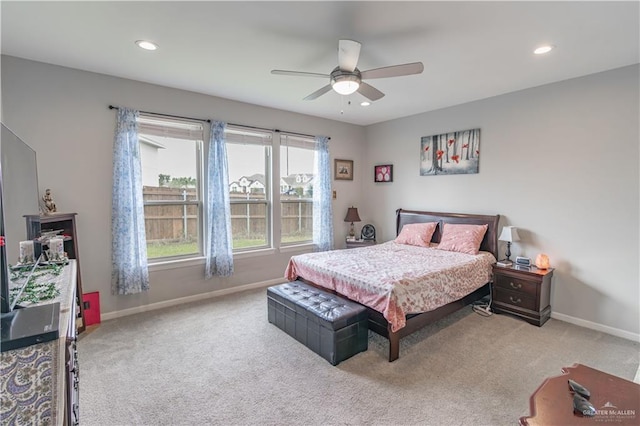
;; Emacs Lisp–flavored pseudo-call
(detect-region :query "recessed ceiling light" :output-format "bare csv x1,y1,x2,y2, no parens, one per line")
135,40,158,51
360,101,371,107
534,45,554,55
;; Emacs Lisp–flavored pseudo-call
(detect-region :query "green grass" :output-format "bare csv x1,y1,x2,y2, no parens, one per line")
147,242,198,259
147,234,312,259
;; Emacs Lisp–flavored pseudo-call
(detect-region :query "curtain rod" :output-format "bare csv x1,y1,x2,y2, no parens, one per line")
109,105,211,123
108,105,330,140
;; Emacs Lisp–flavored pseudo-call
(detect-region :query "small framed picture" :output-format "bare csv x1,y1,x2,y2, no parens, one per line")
334,159,354,181
374,164,393,182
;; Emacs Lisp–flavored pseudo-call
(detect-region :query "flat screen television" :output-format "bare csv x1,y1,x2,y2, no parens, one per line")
0,123,42,314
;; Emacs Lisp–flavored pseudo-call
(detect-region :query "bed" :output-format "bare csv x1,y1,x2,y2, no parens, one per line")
285,208,500,361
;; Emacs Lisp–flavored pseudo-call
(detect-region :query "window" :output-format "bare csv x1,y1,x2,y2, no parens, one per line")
225,127,272,251
138,115,204,260
280,135,315,245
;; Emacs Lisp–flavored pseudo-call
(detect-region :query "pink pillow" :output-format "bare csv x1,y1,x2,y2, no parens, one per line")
395,222,438,247
436,223,488,255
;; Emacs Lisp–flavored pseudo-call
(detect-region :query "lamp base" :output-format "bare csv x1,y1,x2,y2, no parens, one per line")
505,241,512,261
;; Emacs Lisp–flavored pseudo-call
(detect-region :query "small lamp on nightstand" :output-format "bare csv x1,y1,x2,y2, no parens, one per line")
344,207,361,239
498,226,520,261
535,253,550,269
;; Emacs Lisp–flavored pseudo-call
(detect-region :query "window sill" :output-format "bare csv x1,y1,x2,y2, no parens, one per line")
147,242,315,272
234,247,276,259
279,243,314,254
148,256,205,272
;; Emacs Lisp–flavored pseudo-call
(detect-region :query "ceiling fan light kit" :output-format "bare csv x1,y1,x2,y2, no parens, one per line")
330,68,361,95
272,39,423,102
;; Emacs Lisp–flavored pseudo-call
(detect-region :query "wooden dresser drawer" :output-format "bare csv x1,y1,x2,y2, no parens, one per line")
494,274,538,298
494,287,537,311
491,264,554,326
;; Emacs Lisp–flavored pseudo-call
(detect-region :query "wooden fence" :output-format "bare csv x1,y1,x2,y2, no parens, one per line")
142,186,312,242
143,187,198,243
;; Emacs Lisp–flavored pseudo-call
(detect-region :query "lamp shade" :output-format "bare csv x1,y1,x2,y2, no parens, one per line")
498,226,520,243
344,207,361,223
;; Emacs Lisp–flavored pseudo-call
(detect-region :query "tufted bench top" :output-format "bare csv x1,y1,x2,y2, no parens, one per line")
268,281,367,331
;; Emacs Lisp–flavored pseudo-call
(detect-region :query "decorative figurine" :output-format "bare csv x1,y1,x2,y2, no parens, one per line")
42,188,57,214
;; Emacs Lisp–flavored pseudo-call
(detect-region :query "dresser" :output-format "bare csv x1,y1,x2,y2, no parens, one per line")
1,261,79,425
491,264,553,326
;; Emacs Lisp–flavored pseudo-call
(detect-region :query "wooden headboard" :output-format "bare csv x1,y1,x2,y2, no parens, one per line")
396,208,500,259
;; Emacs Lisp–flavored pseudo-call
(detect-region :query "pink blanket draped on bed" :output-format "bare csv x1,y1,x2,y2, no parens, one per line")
285,242,496,332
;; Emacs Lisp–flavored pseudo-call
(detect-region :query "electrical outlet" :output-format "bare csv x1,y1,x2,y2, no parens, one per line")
332,190,337,199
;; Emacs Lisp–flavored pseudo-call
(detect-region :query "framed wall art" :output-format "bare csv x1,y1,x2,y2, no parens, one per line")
420,128,480,176
334,159,354,181
374,164,393,182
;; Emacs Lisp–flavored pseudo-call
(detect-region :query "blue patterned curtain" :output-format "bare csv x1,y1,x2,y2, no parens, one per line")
111,108,149,295
313,136,334,251
206,121,234,278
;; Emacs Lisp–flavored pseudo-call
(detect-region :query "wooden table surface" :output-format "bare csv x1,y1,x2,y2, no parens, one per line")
520,363,640,425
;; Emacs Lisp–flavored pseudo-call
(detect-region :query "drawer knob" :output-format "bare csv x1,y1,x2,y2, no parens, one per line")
509,296,522,304
509,282,522,290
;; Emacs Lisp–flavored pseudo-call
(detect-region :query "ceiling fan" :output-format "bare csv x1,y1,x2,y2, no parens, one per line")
271,39,424,101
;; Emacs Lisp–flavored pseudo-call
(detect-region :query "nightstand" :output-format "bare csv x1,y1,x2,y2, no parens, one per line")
345,239,376,249
491,264,554,326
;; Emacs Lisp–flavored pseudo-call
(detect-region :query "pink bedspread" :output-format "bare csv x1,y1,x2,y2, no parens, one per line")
285,242,496,332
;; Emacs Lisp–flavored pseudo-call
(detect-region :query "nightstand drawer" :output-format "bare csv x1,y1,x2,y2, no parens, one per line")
494,274,537,298
493,287,537,311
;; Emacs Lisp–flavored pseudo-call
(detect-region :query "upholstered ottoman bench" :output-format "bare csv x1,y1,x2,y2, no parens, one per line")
267,281,368,365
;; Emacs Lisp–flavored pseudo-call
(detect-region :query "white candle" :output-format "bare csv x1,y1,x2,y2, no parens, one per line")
19,240,35,264
49,237,65,261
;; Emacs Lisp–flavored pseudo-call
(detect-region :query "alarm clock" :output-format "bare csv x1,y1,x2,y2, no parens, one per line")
515,256,531,267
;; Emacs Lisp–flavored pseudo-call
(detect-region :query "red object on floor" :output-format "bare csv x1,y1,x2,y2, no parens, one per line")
82,292,101,325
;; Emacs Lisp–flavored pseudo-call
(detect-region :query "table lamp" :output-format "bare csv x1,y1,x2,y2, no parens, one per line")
498,226,520,261
344,207,361,238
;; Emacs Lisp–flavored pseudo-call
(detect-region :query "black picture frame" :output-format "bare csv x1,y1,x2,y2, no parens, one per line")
374,164,393,183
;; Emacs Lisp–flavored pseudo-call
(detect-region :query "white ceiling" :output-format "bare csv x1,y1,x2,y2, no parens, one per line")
2,1,638,126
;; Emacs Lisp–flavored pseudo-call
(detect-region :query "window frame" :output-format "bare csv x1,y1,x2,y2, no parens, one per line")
138,114,205,263
225,126,273,252
279,134,316,247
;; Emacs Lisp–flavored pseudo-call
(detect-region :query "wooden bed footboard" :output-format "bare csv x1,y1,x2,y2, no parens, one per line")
367,284,490,361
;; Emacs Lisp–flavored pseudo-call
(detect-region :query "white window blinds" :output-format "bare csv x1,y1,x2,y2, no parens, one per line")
225,126,272,145
280,134,316,150
138,115,204,140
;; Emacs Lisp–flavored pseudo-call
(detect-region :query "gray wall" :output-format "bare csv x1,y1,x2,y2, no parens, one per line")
0,55,366,316
363,65,639,338
2,55,638,340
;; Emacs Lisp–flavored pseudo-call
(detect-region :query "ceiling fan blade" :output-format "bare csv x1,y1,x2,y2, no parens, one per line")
357,82,385,101
360,62,424,79
271,70,329,78
303,85,332,101
338,39,361,72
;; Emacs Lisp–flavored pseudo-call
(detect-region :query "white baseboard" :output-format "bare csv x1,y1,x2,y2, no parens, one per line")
101,277,286,321
551,312,640,343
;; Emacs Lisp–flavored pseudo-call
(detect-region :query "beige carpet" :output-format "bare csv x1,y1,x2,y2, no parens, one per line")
79,287,639,425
